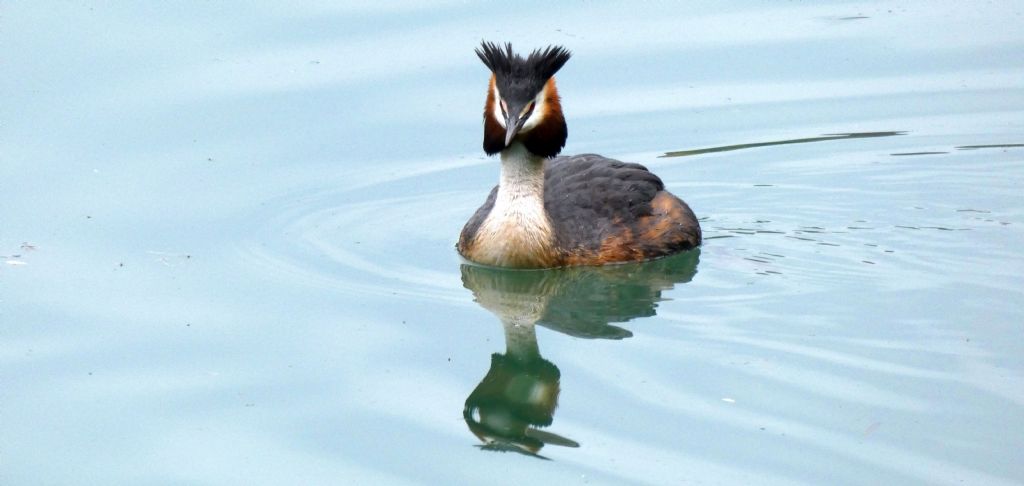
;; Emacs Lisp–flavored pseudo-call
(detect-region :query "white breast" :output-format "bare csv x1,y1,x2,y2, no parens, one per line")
468,144,557,268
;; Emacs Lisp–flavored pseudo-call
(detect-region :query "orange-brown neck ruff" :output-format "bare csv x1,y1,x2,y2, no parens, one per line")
521,79,567,158
483,77,567,158
482,75,505,155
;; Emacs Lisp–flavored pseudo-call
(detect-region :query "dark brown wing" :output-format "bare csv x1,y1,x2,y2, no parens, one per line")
543,154,700,264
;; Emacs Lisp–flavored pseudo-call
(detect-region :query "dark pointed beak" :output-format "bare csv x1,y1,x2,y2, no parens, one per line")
504,103,527,146
504,121,519,147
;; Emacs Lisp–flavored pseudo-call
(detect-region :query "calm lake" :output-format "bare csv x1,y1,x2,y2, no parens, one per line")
3,2,1023,484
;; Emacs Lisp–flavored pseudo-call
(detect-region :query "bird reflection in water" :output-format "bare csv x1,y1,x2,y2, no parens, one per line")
460,250,700,458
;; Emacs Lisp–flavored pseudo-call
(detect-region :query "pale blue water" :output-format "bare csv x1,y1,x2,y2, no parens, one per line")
3,2,1024,485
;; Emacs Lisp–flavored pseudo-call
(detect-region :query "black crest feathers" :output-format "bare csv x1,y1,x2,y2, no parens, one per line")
476,41,571,102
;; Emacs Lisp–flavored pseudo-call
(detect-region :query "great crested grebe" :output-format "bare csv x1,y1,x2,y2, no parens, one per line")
458,42,701,268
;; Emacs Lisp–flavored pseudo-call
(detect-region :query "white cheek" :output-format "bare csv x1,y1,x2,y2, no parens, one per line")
520,86,549,132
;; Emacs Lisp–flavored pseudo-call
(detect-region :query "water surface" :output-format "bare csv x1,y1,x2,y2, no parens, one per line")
3,2,1024,485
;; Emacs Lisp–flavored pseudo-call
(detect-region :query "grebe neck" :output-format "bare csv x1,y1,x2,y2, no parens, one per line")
497,142,546,204
502,319,541,361
466,142,557,268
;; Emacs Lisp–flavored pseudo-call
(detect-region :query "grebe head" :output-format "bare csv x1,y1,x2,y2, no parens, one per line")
475,41,571,158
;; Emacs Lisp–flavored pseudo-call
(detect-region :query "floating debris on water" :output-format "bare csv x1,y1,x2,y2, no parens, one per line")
955,143,1024,150
661,131,906,158
891,151,948,156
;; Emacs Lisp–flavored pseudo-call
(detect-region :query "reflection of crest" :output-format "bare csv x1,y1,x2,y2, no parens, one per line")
463,352,571,458
460,251,700,458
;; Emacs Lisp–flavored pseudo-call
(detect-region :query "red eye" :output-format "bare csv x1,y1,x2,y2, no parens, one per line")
523,102,535,118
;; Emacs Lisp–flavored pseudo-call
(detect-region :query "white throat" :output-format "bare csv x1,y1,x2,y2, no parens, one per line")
472,142,556,267
497,143,546,207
